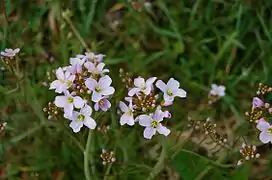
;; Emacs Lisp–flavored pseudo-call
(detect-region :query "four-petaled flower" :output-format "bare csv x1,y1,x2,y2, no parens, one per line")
50,68,75,93
85,75,115,102
128,77,157,96
156,78,186,102
119,101,135,126
85,62,109,75
67,105,97,133
138,109,170,139
94,98,111,112
257,119,272,143
54,91,85,117
1,48,20,58
209,84,225,97
70,57,86,66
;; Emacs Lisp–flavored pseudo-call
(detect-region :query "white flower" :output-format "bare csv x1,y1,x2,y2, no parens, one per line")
209,84,226,97
70,57,85,66
85,75,115,102
257,119,272,144
138,109,171,139
94,98,111,112
119,101,135,126
156,78,186,102
67,105,96,133
49,68,75,93
54,91,85,117
128,77,157,96
84,62,109,74
85,52,105,63
1,48,20,57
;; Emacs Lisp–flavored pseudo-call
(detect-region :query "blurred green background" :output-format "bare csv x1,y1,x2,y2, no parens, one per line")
1,0,272,179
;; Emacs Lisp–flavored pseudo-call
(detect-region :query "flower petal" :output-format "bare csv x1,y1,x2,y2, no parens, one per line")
175,88,187,98
167,78,180,90
99,75,112,88
156,125,171,136
85,78,97,91
94,102,99,111
155,80,167,92
73,96,85,108
143,127,156,139
128,88,140,96
56,68,64,79
259,132,271,144
138,115,152,127
83,117,97,129
80,105,92,116
163,93,174,102
119,101,129,112
64,104,74,117
134,77,145,88
54,96,67,107
92,91,102,102
120,114,134,126
146,77,157,86
101,87,115,96
252,97,264,109
257,120,270,131
69,120,83,133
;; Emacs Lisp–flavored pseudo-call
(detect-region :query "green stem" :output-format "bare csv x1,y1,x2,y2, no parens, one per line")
103,163,113,180
146,138,167,180
84,130,93,180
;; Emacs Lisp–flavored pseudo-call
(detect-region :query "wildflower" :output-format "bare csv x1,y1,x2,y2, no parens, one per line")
70,57,85,66
209,84,226,97
94,98,111,112
252,97,263,109
67,64,82,75
67,105,96,133
119,101,135,126
156,78,186,102
85,75,115,102
100,149,116,165
85,52,105,63
49,68,75,93
257,119,272,143
237,143,260,167
138,109,170,139
1,48,20,58
128,77,157,96
84,62,109,74
54,91,85,117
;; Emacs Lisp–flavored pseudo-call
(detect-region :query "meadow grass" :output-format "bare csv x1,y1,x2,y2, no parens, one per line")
1,0,272,179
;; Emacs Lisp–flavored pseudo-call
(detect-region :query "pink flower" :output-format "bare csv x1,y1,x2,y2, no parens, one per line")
84,62,109,75
1,48,20,58
257,120,272,143
94,98,111,112
119,101,135,126
49,68,75,93
252,97,263,109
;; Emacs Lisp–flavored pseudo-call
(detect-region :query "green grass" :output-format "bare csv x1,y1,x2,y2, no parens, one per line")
1,0,272,179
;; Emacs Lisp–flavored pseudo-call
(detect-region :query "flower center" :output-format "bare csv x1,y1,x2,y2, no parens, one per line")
78,114,85,121
95,86,102,92
99,99,104,106
127,109,133,116
67,97,74,103
151,120,159,128
167,89,173,96
267,128,272,135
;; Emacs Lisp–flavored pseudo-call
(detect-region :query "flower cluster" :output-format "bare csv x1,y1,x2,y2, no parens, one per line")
47,52,115,132
100,149,116,165
244,83,272,144
208,84,226,104
237,143,260,167
1,48,20,60
118,72,186,139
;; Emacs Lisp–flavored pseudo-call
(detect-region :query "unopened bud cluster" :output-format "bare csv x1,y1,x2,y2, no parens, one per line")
100,149,116,165
237,143,260,166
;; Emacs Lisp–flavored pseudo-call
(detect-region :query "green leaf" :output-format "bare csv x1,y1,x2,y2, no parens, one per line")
232,163,250,180
171,151,209,180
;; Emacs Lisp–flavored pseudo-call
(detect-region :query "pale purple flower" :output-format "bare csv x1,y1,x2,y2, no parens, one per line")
70,57,85,66
67,64,82,74
209,84,225,97
85,52,105,63
1,48,20,57
119,101,135,126
84,62,109,74
85,75,115,102
67,105,96,133
94,98,111,111
49,68,75,93
156,78,186,102
138,109,171,139
265,103,270,108
257,119,272,144
252,97,264,109
128,77,157,96
54,91,85,117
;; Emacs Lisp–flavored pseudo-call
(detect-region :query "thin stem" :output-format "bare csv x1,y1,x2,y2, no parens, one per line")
145,138,167,180
62,12,90,51
103,163,113,180
84,129,93,180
